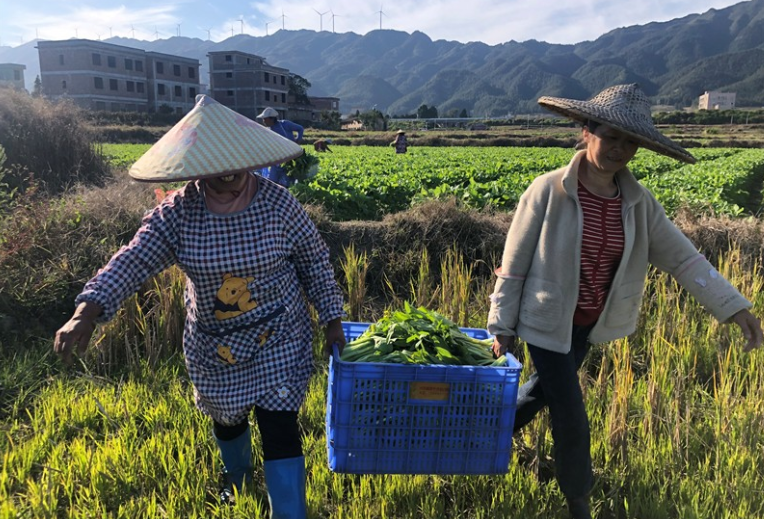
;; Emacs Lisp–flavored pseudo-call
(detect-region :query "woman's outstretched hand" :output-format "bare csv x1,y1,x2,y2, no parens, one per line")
729,309,763,351
54,302,102,365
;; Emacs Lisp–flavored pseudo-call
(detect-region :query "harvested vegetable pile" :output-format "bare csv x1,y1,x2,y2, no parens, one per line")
284,151,320,182
341,303,508,366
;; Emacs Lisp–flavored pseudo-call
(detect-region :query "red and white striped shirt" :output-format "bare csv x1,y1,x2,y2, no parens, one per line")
574,180,624,326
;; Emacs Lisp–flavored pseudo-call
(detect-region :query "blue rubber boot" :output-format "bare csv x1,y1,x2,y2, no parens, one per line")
263,456,307,519
214,425,254,504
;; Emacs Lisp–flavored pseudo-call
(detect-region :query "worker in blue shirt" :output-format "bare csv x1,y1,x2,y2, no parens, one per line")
257,107,305,187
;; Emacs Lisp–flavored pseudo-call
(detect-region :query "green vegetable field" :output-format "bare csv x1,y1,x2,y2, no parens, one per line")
102,144,764,220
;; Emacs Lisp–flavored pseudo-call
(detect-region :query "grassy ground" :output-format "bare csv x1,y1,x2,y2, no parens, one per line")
1,246,763,518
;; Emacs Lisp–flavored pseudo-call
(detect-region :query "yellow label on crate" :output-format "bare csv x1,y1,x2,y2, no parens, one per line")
409,382,450,401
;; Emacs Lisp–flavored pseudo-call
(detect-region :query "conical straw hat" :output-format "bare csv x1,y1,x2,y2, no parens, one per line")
538,84,696,164
129,95,304,182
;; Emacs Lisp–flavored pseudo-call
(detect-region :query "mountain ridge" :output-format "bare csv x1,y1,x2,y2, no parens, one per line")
1,0,762,115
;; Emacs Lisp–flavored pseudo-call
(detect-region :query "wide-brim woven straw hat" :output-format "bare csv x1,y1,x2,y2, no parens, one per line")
538,84,696,164
129,95,303,182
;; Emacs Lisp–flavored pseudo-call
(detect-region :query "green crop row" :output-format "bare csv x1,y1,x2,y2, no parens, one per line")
101,144,764,220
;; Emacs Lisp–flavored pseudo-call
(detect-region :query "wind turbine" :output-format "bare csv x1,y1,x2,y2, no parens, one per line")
313,8,328,31
238,19,244,34
108,26,112,38
176,24,181,37
280,10,288,30
330,10,340,33
265,21,273,35
130,24,135,38
205,27,212,40
154,26,160,39
376,5,386,30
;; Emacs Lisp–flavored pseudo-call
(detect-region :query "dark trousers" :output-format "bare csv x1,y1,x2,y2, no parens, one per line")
513,325,593,500
214,407,302,461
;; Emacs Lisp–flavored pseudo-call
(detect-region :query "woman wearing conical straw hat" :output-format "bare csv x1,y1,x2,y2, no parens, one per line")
487,84,762,519
53,95,346,516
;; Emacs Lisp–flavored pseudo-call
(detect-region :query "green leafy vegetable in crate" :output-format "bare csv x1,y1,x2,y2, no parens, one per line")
341,303,508,366
283,151,319,182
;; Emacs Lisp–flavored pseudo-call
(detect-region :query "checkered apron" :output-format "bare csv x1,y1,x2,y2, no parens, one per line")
77,176,344,425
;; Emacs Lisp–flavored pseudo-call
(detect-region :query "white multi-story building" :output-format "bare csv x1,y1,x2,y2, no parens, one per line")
698,91,736,110
37,39,199,114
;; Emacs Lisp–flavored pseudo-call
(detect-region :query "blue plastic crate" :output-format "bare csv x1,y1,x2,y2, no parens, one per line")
326,321,522,475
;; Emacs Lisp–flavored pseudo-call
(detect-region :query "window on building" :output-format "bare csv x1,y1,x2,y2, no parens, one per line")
281,75,285,85
265,91,270,101
62,80,67,89
156,62,164,74
109,79,118,91
227,90,234,96
94,77,104,89
107,56,116,68
264,72,270,82
281,93,286,103
126,81,135,92
59,54,64,65
158,83,166,95
188,67,195,79
225,55,232,62
173,64,181,76
92,53,101,66
111,102,120,111
135,60,143,72
136,82,145,93
13,70,21,81
226,72,233,78
246,58,251,64
176,107,183,115
95,101,106,111
189,87,196,98
125,58,133,70
174,85,182,97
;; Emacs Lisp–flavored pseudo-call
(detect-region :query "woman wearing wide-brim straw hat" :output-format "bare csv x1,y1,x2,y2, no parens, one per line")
53,95,346,515
487,83,762,519
391,128,408,153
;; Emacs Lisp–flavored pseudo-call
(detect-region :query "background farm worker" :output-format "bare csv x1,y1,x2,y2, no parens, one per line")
256,106,305,187
487,83,762,519
391,129,408,153
313,138,332,152
53,95,346,516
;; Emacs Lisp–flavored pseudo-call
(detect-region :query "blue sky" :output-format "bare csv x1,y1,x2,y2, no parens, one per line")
0,0,746,47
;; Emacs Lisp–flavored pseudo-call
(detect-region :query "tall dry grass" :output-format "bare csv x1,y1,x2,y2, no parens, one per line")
0,89,110,196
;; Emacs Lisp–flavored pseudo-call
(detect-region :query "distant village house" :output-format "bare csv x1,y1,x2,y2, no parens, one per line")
207,50,339,123
698,91,736,110
0,63,26,91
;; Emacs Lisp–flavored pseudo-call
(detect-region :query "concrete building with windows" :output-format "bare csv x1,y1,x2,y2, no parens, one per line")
0,63,27,90
37,39,199,114
289,96,341,125
208,50,290,120
698,91,736,110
